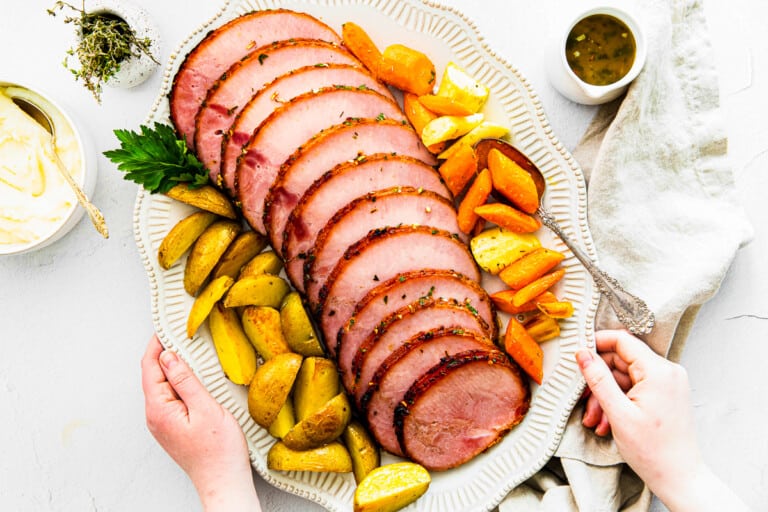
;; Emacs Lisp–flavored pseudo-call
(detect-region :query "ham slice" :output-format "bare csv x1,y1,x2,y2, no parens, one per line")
194,40,358,187
219,64,391,194
236,88,405,233
334,269,495,360
349,297,493,401
361,329,493,456
264,119,436,252
282,154,450,291
304,188,464,305
395,349,530,470
170,10,340,147
317,226,480,354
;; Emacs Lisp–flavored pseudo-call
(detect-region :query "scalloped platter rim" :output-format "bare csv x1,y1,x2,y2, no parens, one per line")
133,0,600,510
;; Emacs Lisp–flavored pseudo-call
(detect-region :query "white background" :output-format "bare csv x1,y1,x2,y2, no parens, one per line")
1,0,766,510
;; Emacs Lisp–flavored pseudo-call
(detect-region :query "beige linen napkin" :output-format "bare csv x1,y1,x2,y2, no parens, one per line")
499,0,753,510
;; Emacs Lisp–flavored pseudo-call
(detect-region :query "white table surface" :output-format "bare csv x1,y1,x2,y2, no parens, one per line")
1,1,766,510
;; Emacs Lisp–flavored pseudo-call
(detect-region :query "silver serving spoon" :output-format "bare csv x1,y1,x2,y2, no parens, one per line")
11,96,109,239
475,138,654,335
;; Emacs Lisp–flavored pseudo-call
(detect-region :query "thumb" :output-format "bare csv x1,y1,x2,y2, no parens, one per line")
160,350,211,410
576,349,632,421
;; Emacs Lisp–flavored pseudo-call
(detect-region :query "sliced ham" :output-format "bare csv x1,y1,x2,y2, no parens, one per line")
194,40,358,187
304,188,464,305
219,64,391,194
360,329,493,456
349,297,493,401
264,120,436,252
236,88,405,233
334,269,496,360
395,349,530,470
170,10,340,147
317,226,480,355
283,154,450,291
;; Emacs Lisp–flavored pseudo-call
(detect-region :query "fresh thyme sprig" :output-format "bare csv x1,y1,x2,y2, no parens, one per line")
48,1,159,103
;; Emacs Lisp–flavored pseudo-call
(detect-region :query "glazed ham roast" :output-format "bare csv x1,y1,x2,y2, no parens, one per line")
169,8,530,471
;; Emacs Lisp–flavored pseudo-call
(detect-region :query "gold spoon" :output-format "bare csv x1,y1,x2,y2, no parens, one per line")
11,96,109,239
475,138,654,335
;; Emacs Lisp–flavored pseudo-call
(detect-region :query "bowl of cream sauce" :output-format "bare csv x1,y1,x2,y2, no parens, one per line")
0,80,97,255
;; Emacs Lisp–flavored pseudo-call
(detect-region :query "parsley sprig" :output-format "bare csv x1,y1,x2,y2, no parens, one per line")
103,122,209,193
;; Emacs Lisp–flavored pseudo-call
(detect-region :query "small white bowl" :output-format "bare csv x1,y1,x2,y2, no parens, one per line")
0,80,97,256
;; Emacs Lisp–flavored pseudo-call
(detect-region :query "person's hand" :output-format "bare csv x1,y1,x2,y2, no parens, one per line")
576,330,749,512
141,334,261,512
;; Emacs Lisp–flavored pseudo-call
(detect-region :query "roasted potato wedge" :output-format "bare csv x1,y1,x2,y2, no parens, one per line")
268,397,296,439
208,303,257,385
212,231,267,279
282,392,352,451
293,357,339,421
437,121,509,161
184,220,241,295
420,113,484,147
187,276,234,338
267,441,352,473
157,211,217,270
354,462,431,512
247,352,303,428
343,421,380,484
241,306,291,360
280,292,324,356
165,184,238,219
223,274,290,308
238,250,284,278
470,227,541,275
435,61,490,114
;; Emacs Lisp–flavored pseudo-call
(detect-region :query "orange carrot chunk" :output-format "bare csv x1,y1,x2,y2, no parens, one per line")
488,148,539,214
457,168,492,234
402,93,446,154
378,44,436,95
504,317,543,384
474,203,542,233
498,248,566,289
417,94,474,116
490,290,557,315
341,22,382,76
437,145,477,197
512,268,566,307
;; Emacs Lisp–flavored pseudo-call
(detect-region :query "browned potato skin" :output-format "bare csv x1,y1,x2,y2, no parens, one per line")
239,250,283,278
293,357,339,422
212,231,267,279
158,211,217,270
184,220,241,295
282,392,352,451
166,184,238,219
280,292,324,356
241,306,291,360
247,352,302,428
223,274,291,308
267,441,352,473
343,421,380,484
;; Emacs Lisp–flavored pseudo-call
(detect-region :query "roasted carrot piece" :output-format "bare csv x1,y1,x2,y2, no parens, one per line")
417,94,474,116
488,148,539,214
437,145,477,197
524,314,561,342
512,268,566,307
341,22,382,76
490,290,557,315
474,203,542,233
498,247,565,289
537,300,575,319
457,168,492,234
402,93,446,154
378,44,436,95
504,317,543,384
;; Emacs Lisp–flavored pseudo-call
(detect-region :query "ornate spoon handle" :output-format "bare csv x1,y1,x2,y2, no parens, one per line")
537,207,655,335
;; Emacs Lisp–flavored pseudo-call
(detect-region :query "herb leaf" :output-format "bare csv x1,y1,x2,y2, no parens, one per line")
103,122,209,193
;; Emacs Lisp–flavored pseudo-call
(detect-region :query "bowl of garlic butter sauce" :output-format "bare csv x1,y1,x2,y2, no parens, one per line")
547,5,646,105
0,81,96,255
